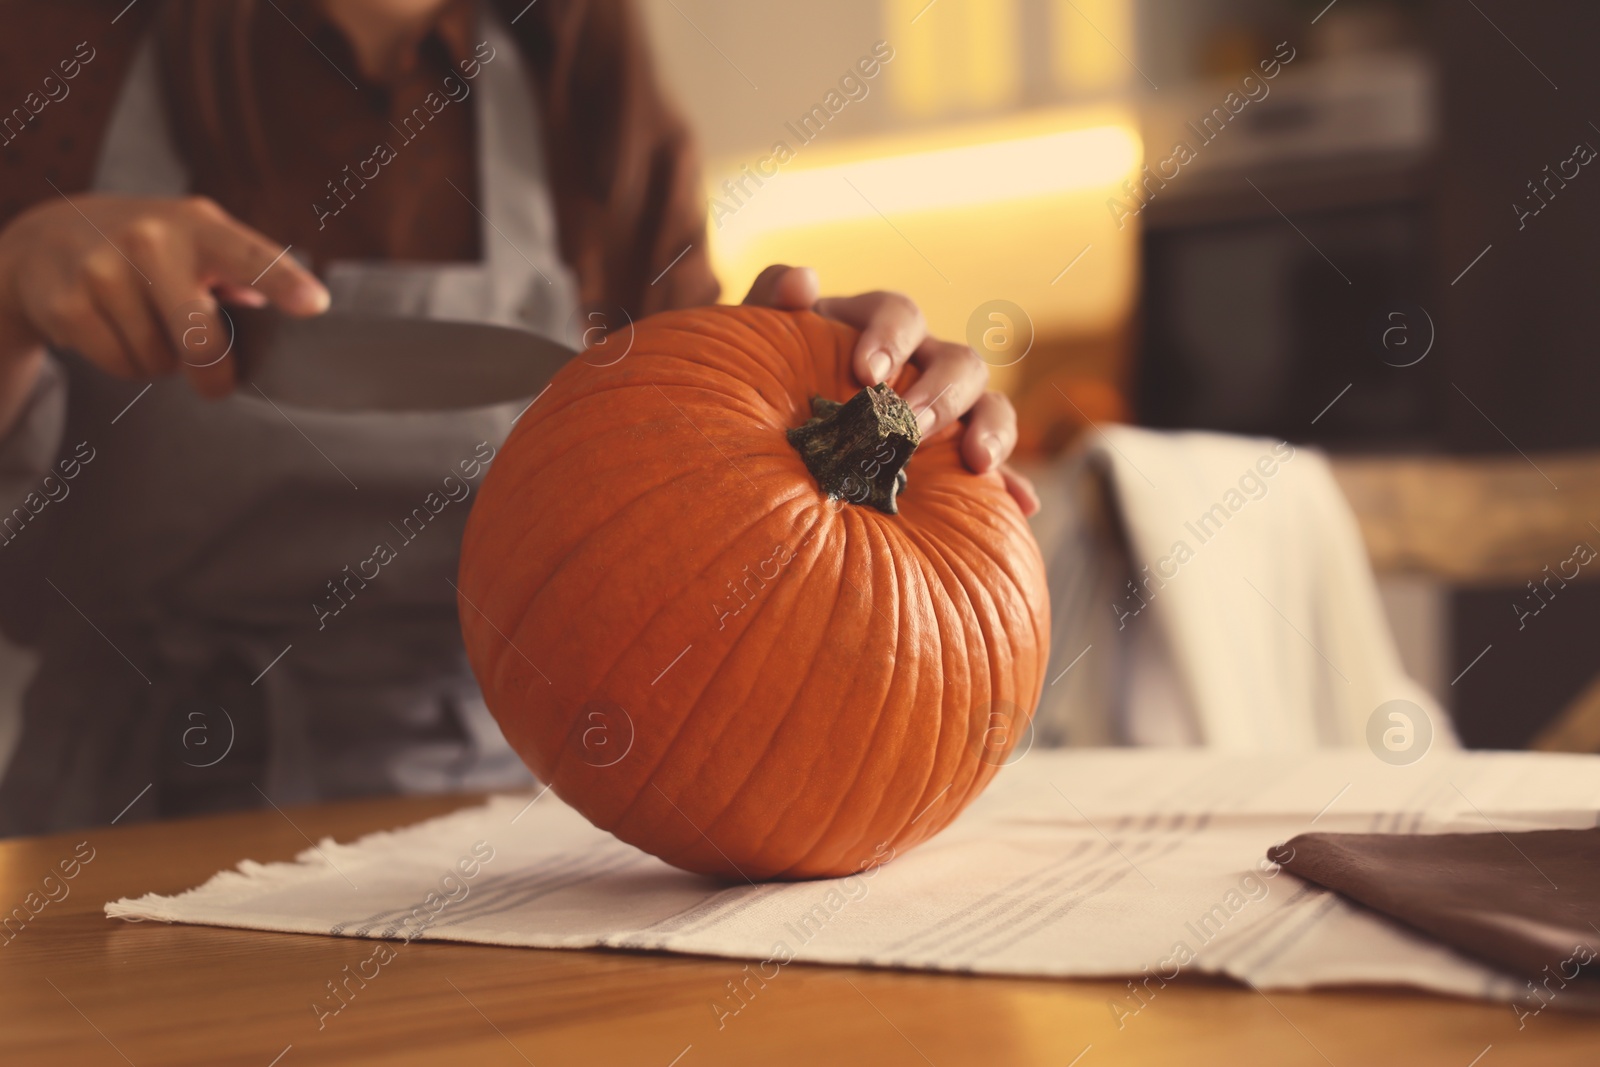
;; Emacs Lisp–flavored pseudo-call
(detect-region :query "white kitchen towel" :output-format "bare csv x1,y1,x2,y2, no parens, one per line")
1031,427,1449,751
107,750,1597,1005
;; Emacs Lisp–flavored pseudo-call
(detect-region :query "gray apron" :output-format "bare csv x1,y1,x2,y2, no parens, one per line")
0,8,577,832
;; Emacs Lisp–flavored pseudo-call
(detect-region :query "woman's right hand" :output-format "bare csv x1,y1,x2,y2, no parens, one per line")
0,194,328,403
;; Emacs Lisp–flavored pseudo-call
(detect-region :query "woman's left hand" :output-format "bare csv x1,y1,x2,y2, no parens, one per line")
743,264,1040,517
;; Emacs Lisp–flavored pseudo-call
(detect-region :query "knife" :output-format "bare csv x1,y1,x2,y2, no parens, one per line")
228,306,586,412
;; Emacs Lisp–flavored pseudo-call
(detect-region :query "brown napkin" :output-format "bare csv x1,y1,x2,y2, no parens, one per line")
1271,828,1600,1012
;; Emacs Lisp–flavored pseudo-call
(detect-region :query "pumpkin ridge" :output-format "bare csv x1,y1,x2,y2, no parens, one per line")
469,445,730,669
573,489,824,834
768,504,935,877
915,524,1036,793
470,415,665,559
820,518,967,868
501,379,798,510
865,504,980,857
713,454,1011,870
687,507,862,874
484,400,834,704
904,480,1047,645
605,498,840,864
906,491,1051,717
476,373,817,623
542,352,787,444
700,502,912,876
774,500,960,877
470,449,806,791
516,310,846,424
883,494,1037,852
634,353,775,406
895,525,1010,842
631,322,808,416
914,478,1033,537
647,382,768,487
637,310,857,428
872,510,969,856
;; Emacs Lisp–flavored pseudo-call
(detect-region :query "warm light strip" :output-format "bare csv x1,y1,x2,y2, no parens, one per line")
712,123,1141,244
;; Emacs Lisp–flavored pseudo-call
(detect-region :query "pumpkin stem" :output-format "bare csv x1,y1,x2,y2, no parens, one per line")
786,384,921,515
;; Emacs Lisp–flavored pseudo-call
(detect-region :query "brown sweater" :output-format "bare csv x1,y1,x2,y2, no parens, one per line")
0,0,720,316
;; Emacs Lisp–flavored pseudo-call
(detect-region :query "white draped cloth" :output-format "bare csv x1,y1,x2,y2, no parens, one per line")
1028,426,1451,752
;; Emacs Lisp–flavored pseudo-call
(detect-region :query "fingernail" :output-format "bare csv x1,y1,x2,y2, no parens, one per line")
979,432,1002,470
866,349,892,385
916,407,936,437
300,282,331,314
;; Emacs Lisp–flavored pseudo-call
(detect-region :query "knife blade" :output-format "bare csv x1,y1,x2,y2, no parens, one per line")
228,306,581,412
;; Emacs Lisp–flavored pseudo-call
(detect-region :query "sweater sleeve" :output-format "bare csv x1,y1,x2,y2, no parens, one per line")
0,1,155,229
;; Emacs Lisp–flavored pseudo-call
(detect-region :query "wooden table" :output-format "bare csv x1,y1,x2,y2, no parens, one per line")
4,794,1596,1066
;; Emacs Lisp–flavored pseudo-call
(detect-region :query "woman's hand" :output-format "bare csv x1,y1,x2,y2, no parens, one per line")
0,194,328,400
743,264,1039,516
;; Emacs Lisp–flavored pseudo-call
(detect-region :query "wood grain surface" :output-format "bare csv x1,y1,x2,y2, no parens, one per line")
1331,453,1600,585
2,792,1596,1066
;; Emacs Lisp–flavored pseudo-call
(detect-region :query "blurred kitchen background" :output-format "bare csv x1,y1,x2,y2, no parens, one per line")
643,0,1600,751
2,0,1596,762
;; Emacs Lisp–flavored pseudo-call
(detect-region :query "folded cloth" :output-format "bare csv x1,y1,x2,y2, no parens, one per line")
1275,828,1600,1011
1029,427,1452,750
107,750,1599,1008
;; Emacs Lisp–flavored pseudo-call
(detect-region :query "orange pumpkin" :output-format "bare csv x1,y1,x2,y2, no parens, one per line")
458,305,1050,880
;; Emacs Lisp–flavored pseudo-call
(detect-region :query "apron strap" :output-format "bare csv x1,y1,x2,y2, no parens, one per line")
90,34,189,196
474,6,582,340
